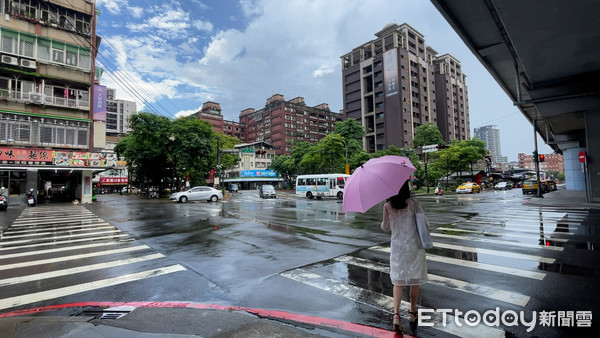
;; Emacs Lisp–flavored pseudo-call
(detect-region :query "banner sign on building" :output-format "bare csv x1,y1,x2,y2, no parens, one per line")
0,148,52,163
93,84,107,121
0,147,126,168
241,170,277,177
383,49,399,97
100,177,128,185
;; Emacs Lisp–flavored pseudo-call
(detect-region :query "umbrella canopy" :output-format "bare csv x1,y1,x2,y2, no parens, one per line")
342,155,416,213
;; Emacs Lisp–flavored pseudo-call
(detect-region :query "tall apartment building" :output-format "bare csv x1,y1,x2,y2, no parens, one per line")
0,1,115,204
239,94,342,155
434,54,470,142
106,88,136,135
341,23,469,152
191,101,245,140
474,125,507,163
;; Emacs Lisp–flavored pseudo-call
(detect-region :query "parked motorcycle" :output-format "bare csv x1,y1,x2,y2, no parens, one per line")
26,188,37,206
0,187,7,211
148,190,159,199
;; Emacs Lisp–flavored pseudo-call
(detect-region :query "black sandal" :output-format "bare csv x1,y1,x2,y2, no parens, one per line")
409,311,418,323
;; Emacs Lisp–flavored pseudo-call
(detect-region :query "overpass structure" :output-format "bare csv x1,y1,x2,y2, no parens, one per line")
431,0,600,202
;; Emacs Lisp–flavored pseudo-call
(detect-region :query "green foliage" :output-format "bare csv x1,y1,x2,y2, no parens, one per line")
334,118,366,140
413,123,445,148
115,113,238,190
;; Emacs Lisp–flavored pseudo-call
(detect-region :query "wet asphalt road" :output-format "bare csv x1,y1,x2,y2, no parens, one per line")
1,188,599,337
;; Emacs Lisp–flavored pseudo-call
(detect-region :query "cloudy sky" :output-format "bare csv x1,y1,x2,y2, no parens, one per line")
94,0,552,162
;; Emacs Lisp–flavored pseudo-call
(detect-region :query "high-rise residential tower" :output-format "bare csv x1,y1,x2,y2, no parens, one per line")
341,23,470,152
474,125,506,163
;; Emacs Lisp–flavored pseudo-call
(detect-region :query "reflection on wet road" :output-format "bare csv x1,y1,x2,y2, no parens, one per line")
1,188,599,337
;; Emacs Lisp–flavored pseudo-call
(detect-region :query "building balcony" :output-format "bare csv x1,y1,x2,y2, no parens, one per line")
1,89,89,110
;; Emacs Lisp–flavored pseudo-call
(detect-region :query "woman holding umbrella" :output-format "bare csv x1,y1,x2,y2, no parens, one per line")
381,181,428,333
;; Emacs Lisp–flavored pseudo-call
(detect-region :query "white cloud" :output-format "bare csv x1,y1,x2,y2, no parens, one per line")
193,19,213,32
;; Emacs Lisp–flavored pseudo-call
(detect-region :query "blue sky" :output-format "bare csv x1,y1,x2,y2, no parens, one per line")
94,0,553,162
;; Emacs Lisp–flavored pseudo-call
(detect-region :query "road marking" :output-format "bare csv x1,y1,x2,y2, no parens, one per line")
447,223,574,236
458,219,579,230
0,234,130,252
0,229,124,246
435,227,570,243
0,253,165,286
9,218,106,227
371,246,546,280
334,255,530,306
1,222,112,235
427,241,556,264
0,265,186,311
430,233,564,251
0,241,125,260
0,245,151,271
0,225,115,239
281,269,505,338
12,214,98,224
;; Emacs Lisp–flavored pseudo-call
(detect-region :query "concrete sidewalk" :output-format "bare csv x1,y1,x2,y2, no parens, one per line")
0,302,399,338
522,188,600,209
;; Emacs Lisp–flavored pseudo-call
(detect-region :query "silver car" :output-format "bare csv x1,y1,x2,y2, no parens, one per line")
170,186,223,203
259,184,277,198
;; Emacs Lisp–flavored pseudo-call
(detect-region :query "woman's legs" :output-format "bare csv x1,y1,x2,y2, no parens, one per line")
393,285,403,314
409,285,420,320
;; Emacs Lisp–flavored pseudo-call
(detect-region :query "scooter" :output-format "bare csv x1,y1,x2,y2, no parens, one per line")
0,187,7,211
26,188,37,206
435,187,443,196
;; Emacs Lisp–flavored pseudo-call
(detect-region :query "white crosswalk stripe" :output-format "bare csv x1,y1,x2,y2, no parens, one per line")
280,204,587,336
0,205,186,312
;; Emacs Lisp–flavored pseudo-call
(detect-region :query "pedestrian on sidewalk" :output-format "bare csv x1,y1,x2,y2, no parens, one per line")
381,181,429,333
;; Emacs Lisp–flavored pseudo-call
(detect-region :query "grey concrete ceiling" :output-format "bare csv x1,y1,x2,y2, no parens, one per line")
431,0,600,153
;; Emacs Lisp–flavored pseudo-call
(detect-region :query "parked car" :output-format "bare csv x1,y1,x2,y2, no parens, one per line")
456,182,481,194
522,180,541,195
170,186,223,203
259,184,277,198
494,182,513,190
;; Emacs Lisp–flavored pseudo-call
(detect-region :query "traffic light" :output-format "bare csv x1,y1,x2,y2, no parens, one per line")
533,150,538,163
539,154,545,162
436,144,449,150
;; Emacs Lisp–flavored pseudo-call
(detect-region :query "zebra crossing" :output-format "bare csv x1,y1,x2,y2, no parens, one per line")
281,203,591,337
0,205,186,312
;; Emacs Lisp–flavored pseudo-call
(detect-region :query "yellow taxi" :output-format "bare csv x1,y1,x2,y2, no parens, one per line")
522,180,540,195
456,182,481,194
540,179,557,192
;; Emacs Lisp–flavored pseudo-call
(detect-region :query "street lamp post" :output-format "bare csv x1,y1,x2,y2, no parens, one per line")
341,140,349,175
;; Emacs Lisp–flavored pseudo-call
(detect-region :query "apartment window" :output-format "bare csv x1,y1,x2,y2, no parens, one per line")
1,30,17,53
51,41,65,63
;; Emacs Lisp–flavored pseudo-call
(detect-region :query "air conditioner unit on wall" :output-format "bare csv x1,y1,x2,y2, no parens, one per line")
1,55,18,65
29,92,43,104
20,59,36,69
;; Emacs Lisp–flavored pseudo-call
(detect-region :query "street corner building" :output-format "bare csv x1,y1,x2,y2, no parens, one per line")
0,0,117,204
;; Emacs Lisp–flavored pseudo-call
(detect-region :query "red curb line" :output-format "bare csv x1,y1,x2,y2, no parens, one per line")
0,301,414,337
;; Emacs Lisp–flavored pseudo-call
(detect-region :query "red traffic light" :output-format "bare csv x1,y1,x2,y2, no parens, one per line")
539,154,545,162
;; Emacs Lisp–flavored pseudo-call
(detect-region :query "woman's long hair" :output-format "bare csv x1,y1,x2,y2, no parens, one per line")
389,181,411,209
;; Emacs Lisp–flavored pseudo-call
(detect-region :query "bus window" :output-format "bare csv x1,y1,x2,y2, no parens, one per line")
307,178,316,186
298,178,305,186
337,177,346,188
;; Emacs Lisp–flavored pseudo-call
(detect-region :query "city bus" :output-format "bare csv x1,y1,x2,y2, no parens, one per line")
295,174,350,199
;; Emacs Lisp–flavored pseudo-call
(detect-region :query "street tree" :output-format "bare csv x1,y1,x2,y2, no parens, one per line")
413,123,445,148
300,134,347,173
334,118,366,141
170,117,215,190
115,113,172,191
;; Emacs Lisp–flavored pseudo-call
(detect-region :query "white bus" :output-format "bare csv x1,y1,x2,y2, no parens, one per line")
295,174,350,199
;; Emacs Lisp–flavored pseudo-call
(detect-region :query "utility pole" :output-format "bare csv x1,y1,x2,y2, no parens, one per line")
533,120,543,198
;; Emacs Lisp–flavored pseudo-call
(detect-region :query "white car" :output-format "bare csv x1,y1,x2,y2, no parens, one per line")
170,186,223,203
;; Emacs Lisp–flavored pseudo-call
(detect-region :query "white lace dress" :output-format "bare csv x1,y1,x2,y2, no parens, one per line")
381,197,428,286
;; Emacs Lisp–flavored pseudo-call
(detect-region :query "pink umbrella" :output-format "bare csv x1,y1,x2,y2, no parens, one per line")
342,155,416,213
